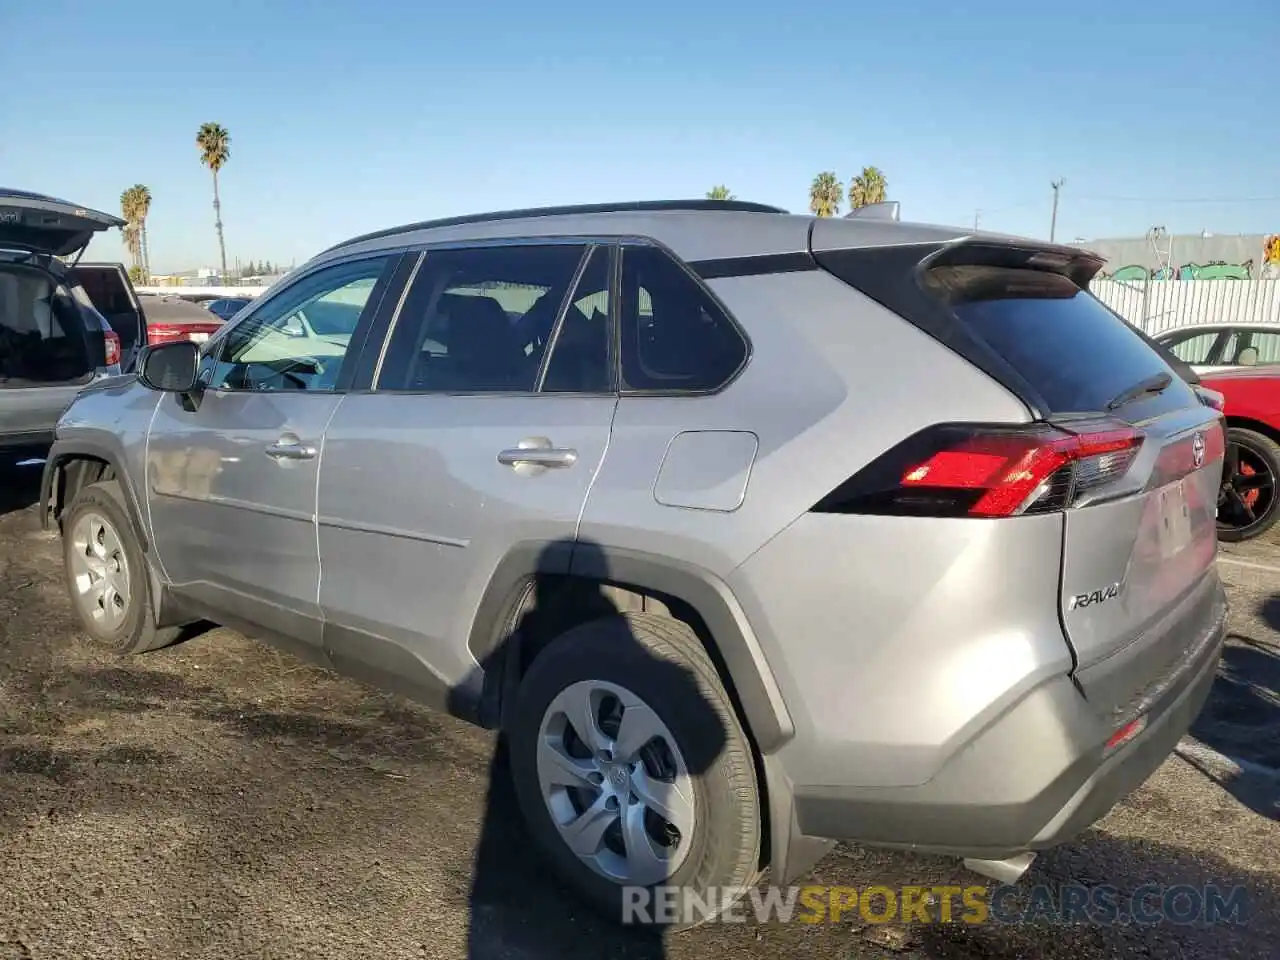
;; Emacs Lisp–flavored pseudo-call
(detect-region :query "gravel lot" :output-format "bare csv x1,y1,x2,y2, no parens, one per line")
0,458,1277,959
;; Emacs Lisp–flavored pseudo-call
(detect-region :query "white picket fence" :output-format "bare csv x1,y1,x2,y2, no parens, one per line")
1090,279,1280,336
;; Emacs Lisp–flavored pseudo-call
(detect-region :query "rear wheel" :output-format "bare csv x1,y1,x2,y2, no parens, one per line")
62,481,183,653
507,613,761,929
1218,427,1280,542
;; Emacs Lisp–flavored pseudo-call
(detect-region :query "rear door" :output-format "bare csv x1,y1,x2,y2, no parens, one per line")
316,242,617,708
933,271,1225,660
68,263,148,370
812,232,1227,714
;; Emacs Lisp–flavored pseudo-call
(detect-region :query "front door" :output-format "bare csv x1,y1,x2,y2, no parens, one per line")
316,242,618,710
145,253,400,650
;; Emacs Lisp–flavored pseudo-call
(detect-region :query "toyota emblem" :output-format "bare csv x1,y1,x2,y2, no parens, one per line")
1192,431,1206,469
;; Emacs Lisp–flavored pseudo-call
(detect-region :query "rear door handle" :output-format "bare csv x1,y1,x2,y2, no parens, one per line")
265,436,318,461
498,438,578,469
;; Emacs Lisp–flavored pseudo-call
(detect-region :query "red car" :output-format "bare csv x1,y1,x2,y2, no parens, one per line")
138,293,223,345
1196,367,1280,541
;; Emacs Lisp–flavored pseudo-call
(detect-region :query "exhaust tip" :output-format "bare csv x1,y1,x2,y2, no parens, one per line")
963,852,1037,885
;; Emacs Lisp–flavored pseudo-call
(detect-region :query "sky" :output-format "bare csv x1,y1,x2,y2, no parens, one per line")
3,0,1277,274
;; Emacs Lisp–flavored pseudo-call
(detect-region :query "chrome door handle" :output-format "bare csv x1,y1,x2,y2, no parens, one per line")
265,441,318,461
498,438,578,469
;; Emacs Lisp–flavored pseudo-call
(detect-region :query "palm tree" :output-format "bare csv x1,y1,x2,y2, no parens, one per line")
809,172,842,218
119,187,143,276
196,122,231,278
121,223,142,274
120,184,153,281
706,185,735,201
848,166,888,210
134,184,152,282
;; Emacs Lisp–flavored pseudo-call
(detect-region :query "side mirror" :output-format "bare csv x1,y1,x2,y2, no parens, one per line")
137,340,201,393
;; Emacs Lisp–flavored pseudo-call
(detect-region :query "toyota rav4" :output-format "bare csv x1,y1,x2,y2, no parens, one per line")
41,199,1228,925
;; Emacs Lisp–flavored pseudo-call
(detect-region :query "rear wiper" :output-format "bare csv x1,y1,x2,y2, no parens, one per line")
1106,371,1173,411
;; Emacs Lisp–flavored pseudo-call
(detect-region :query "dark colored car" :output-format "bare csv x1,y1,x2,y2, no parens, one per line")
1,188,146,457
1197,366,1280,541
204,296,253,322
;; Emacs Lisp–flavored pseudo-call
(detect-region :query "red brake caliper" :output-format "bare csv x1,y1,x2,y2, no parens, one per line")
1239,462,1261,509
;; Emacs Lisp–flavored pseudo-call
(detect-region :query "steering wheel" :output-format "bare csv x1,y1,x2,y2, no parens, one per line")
256,355,325,390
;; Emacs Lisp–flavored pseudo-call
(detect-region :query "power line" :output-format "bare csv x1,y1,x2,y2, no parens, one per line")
1071,194,1280,205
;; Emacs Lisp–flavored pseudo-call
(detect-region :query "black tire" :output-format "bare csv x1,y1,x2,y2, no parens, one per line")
1218,427,1280,543
508,612,761,929
62,480,183,654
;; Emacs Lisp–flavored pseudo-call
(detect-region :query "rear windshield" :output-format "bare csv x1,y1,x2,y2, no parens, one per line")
923,265,1189,414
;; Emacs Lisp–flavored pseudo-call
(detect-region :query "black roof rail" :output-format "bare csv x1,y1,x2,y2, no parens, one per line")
320,199,790,255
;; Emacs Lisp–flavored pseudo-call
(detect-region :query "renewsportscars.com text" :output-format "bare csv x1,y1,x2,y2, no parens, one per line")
621,883,1251,926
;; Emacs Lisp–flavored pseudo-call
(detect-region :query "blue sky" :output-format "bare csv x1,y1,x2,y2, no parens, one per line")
3,0,1276,273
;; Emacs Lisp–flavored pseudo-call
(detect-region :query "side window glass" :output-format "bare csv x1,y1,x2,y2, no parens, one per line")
1219,330,1241,363
1245,331,1280,365
619,245,747,393
203,256,391,393
1166,331,1219,364
540,246,613,393
377,244,587,393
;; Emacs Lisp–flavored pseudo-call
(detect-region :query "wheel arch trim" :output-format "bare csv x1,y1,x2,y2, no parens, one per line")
466,541,795,755
40,438,149,551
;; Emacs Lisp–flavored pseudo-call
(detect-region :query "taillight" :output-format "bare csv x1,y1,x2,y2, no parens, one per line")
813,422,1145,519
104,330,121,367
148,324,217,344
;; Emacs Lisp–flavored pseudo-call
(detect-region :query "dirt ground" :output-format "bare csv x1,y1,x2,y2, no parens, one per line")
0,459,1277,960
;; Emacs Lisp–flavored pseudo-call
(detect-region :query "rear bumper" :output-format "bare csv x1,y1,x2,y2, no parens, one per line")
792,591,1227,858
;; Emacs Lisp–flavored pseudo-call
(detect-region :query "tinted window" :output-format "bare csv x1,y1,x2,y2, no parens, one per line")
69,265,141,349
377,244,587,393
70,266,132,315
619,245,747,392
541,246,613,393
925,265,1194,414
208,297,252,321
203,256,390,392
1163,330,1221,364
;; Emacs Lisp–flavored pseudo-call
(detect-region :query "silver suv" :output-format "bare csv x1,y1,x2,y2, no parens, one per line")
42,199,1228,924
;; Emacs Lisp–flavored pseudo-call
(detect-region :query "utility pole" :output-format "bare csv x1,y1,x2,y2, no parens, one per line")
973,209,981,230
1050,178,1065,242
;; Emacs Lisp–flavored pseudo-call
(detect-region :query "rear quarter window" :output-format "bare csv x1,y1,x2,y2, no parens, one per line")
924,265,1194,414
619,245,748,393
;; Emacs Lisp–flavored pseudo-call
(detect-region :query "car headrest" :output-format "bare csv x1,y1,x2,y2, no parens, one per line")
445,294,527,378
1238,346,1259,366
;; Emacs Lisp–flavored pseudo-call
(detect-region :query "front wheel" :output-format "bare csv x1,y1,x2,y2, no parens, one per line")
1217,427,1280,542
507,613,762,929
62,481,183,653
